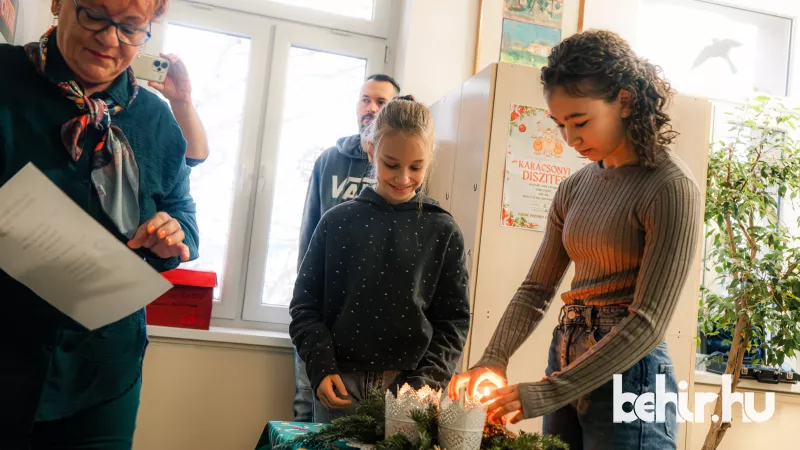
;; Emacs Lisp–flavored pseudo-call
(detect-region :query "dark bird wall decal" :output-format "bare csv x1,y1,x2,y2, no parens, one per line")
692,38,743,74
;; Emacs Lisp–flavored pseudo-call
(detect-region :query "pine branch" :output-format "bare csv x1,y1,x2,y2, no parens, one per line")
409,403,438,446
282,389,568,450
481,422,568,450
279,389,386,449
482,428,569,450
376,434,414,450
283,414,382,450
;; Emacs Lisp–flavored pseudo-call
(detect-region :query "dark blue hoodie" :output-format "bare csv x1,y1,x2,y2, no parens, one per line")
290,187,471,392
298,134,375,267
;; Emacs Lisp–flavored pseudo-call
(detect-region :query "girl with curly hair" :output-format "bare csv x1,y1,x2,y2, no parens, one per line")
450,30,701,449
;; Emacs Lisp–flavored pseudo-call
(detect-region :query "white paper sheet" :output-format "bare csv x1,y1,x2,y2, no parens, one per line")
0,163,173,330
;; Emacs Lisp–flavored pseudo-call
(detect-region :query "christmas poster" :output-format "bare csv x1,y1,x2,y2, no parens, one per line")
501,104,588,231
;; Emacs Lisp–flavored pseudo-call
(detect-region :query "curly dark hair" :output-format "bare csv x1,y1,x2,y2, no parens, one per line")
541,29,678,169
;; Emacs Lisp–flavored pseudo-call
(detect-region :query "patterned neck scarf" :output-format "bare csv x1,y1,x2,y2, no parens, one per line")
25,27,141,239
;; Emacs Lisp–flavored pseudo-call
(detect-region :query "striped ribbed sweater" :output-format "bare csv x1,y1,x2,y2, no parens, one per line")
475,151,701,419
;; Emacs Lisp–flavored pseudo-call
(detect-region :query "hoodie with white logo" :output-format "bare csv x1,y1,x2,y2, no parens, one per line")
298,134,376,269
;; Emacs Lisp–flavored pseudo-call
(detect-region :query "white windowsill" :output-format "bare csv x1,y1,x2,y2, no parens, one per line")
147,325,293,349
694,370,800,396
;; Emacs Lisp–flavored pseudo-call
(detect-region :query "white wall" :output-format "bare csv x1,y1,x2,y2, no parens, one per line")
391,0,481,105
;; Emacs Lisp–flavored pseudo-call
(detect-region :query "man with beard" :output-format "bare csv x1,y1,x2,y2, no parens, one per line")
293,74,401,421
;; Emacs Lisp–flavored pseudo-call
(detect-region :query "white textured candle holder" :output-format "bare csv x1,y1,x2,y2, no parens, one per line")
384,383,441,444
438,394,487,450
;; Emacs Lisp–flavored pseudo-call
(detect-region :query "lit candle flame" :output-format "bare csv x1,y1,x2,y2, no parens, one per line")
478,386,499,406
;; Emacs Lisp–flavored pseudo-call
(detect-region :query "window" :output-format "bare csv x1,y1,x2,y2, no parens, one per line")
146,2,387,326
259,48,367,310
637,1,797,373
163,24,252,300
698,99,799,373
242,25,385,324
269,0,375,20
178,0,393,39
637,0,792,102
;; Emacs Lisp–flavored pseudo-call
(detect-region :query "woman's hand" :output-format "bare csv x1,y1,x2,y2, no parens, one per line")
448,365,507,400
149,53,192,105
317,374,352,409
483,384,524,425
127,212,191,261
149,53,210,161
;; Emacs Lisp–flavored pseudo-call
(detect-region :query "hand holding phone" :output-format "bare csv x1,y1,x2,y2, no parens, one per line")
131,53,170,83
141,53,193,105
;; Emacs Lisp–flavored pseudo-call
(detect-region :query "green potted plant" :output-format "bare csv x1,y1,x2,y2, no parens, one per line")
698,92,800,449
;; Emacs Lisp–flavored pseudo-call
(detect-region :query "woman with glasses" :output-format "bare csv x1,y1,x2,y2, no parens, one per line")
0,0,199,448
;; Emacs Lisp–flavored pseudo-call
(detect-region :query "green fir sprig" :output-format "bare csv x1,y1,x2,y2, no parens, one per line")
283,390,569,450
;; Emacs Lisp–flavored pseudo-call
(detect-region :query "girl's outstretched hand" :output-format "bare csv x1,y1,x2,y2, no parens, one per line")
447,365,507,400
483,384,524,424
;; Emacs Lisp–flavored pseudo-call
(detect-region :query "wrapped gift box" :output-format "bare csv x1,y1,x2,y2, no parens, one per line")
145,268,216,330
255,421,352,450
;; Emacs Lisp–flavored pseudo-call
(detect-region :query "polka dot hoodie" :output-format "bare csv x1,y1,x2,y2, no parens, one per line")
290,187,471,392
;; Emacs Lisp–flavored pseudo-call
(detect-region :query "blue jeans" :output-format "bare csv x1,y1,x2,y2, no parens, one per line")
542,305,678,450
293,348,314,422
313,371,401,423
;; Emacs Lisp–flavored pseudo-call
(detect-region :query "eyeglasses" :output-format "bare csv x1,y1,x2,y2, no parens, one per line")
72,0,152,47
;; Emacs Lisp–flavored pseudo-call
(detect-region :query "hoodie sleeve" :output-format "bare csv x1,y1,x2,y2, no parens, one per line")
298,157,323,270
406,225,471,390
289,215,337,392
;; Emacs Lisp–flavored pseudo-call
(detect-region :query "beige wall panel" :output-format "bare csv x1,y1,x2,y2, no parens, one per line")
134,339,294,450
687,385,800,449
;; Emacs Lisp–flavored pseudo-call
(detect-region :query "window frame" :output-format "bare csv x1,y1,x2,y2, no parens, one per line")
179,0,392,39
635,0,796,102
633,0,798,374
146,3,276,321
146,1,390,328
241,23,388,325
698,98,800,373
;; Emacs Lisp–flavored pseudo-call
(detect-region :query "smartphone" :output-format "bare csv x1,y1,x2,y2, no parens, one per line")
131,54,170,83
